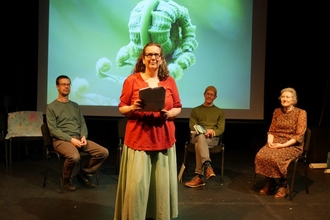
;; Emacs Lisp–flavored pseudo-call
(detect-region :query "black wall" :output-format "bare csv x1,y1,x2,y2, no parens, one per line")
2,1,329,153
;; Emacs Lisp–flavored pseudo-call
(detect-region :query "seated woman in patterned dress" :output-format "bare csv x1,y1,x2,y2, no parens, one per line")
254,87,307,199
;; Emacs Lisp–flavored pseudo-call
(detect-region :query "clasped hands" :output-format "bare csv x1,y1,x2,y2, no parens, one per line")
71,136,87,148
267,142,284,149
205,129,215,139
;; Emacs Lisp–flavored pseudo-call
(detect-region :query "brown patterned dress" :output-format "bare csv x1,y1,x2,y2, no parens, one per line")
255,107,307,178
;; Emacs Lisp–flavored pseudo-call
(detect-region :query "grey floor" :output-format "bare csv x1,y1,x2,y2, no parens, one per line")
1,143,330,220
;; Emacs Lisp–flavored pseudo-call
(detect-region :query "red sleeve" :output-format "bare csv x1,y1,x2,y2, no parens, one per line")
119,78,133,107
161,76,182,110
119,74,142,108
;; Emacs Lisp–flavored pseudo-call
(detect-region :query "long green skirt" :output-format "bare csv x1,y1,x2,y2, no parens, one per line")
114,144,179,220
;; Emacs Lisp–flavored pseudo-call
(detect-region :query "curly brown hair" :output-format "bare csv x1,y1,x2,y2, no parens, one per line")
132,42,170,81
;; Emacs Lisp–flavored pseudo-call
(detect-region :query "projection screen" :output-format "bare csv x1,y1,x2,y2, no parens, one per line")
37,0,267,119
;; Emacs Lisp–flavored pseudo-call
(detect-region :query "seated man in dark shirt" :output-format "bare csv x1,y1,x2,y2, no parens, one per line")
46,75,109,191
185,86,225,187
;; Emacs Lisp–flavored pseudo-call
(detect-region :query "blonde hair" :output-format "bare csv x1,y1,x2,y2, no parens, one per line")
278,87,298,105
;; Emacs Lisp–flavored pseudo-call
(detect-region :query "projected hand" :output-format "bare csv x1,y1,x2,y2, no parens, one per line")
116,0,198,80
70,77,118,105
95,57,126,85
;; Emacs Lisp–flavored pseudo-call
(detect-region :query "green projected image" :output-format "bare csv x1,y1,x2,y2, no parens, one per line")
47,0,253,110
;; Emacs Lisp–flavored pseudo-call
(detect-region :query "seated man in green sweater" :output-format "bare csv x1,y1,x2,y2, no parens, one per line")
185,86,225,187
46,75,109,191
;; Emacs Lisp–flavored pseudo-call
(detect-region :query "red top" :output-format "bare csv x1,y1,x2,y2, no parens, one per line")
119,73,182,151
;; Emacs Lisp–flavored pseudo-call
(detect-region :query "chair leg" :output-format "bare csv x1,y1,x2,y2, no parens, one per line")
304,161,309,194
178,146,189,183
251,172,256,190
17,141,20,160
58,158,64,193
43,155,49,188
9,139,13,168
25,141,29,156
57,154,64,193
42,151,64,193
5,141,8,168
42,162,48,187
116,146,122,175
220,145,225,182
95,170,99,185
289,160,298,201
183,146,188,173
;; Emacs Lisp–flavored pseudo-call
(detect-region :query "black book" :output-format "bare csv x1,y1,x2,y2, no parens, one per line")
139,86,165,112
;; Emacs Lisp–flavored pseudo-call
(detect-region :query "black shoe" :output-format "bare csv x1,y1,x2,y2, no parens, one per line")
63,178,76,191
76,171,96,188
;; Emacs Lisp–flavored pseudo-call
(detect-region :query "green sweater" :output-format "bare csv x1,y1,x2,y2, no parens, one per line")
189,104,225,137
46,100,88,142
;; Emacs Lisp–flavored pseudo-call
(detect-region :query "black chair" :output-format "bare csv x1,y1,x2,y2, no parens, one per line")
179,133,225,183
251,128,312,201
41,123,99,193
116,117,127,174
288,128,311,200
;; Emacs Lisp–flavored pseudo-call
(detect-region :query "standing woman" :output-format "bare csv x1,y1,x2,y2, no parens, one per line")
114,42,182,220
254,87,307,199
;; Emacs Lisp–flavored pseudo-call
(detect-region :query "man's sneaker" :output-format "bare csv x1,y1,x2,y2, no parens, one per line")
185,175,205,188
76,171,96,188
205,166,216,179
63,178,76,191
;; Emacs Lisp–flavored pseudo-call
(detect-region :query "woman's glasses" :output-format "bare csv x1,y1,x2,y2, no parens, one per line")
144,53,161,59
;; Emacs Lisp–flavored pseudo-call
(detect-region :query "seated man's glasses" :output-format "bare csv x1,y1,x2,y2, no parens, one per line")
58,83,71,87
144,53,161,59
